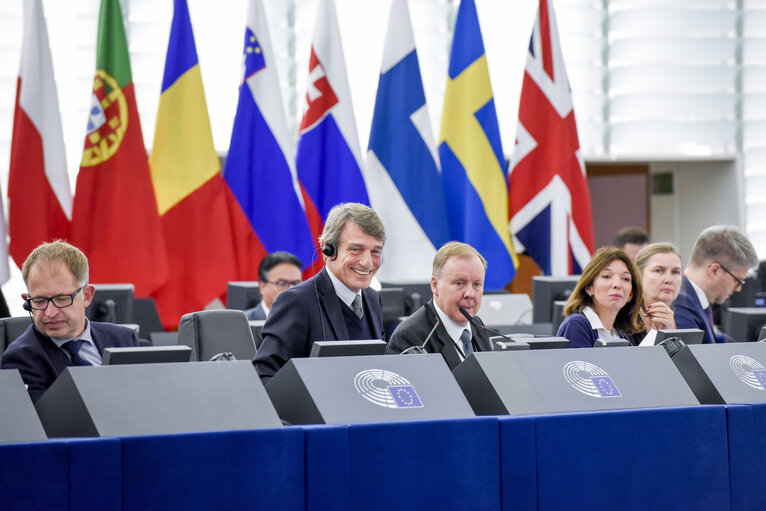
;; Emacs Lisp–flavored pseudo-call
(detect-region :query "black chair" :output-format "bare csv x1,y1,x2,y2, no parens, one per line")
0,316,33,355
381,282,432,315
177,309,256,361
131,297,165,340
249,320,266,350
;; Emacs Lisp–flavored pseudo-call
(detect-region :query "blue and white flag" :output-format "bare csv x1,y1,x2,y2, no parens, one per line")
367,0,450,282
223,0,316,269
295,0,369,241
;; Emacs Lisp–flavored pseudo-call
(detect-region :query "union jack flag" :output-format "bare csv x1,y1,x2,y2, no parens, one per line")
508,0,594,275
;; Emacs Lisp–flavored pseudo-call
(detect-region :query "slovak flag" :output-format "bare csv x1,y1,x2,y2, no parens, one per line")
295,0,369,240
223,0,316,269
508,0,594,275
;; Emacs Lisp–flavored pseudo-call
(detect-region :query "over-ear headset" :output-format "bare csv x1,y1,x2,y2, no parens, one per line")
322,242,337,259
22,301,31,312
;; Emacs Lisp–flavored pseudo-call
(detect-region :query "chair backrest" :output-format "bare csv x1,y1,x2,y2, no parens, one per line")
177,309,256,362
131,297,165,337
0,316,33,355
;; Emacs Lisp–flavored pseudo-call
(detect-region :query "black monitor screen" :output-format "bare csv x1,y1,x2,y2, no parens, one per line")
85,284,134,324
532,276,580,323
725,307,766,342
309,340,387,357
524,336,571,350
656,329,704,345
102,346,192,365
226,282,262,311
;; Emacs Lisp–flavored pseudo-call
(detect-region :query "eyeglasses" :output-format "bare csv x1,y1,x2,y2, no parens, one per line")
26,288,82,310
718,263,746,289
263,280,301,290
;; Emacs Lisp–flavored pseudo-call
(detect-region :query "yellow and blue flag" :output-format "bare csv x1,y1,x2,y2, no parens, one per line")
438,0,517,289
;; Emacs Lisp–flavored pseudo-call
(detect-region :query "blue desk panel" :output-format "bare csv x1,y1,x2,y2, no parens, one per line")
121,428,304,511
0,440,68,511
68,438,122,511
535,406,730,511
498,416,537,511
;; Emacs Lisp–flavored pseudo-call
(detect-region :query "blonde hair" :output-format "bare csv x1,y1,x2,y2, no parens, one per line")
22,240,89,287
432,242,487,278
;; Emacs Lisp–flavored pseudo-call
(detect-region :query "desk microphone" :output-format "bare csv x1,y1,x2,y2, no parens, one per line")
459,306,519,348
401,320,440,355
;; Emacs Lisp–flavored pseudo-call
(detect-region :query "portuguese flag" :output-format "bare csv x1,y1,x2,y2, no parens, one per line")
71,0,168,297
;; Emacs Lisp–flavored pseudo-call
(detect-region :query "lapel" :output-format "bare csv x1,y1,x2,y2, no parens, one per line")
316,268,349,340
362,288,384,339
424,301,464,369
34,326,70,375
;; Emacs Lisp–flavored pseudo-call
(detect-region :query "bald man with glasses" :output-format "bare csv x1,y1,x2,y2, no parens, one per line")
1,241,137,402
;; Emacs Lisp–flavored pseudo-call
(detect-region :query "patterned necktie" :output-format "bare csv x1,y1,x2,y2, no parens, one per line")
460,328,473,357
62,340,92,366
351,295,364,320
703,305,715,331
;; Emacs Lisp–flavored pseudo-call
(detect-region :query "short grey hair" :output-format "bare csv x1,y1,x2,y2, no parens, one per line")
318,203,386,249
690,225,758,270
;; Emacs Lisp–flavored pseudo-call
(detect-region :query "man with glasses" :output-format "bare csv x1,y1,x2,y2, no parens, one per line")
1,241,137,402
673,225,758,343
244,251,303,321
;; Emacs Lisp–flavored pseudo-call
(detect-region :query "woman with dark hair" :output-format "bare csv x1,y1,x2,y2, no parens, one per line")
557,247,645,348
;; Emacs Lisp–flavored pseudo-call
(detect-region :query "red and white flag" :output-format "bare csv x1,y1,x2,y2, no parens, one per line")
508,0,594,275
8,0,72,267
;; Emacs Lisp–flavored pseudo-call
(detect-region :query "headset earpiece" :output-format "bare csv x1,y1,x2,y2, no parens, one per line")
22,301,31,312
322,242,336,259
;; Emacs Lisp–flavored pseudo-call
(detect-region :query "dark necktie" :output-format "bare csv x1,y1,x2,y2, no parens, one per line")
351,295,364,319
460,328,473,357
62,340,92,366
703,305,715,330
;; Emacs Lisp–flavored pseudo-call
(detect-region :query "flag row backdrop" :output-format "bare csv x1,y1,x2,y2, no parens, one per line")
7,0,594,329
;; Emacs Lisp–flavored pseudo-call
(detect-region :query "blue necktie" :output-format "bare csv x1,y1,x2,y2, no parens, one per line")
62,340,92,366
703,306,715,331
460,329,473,357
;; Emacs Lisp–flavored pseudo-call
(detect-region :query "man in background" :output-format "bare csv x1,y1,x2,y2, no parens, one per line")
674,225,758,343
245,251,303,320
614,226,649,259
1,241,137,402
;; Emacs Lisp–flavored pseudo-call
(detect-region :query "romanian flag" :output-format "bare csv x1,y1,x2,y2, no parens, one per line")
8,0,71,267
71,0,168,296
150,0,266,329
438,0,517,289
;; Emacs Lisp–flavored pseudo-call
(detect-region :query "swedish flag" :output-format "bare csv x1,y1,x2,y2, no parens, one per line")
438,0,517,289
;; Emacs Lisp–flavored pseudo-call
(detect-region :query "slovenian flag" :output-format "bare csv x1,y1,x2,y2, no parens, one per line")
295,0,369,240
223,0,316,270
367,0,450,282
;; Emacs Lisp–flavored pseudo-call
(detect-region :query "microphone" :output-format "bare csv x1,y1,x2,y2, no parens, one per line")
458,306,522,350
400,320,440,355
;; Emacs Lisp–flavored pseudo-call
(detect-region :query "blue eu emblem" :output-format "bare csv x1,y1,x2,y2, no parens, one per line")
590,376,621,397
754,370,766,389
387,385,423,408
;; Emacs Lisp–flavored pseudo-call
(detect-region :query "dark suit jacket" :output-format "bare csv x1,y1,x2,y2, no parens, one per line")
253,268,385,382
0,321,138,402
672,276,717,344
245,302,267,321
385,300,492,370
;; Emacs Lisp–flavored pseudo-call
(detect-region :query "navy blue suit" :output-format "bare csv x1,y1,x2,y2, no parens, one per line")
672,276,718,344
253,268,385,383
245,302,267,321
0,321,138,402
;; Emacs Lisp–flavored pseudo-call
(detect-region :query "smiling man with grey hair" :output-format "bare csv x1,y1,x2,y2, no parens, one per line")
253,203,387,383
673,225,759,343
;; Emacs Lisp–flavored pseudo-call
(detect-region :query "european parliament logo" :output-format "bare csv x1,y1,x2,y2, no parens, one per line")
563,361,622,398
353,369,424,409
729,355,766,391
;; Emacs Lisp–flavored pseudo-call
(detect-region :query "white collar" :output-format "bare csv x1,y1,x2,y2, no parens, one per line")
687,278,710,309
325,267,362,308
432,300,471,345
582,306,620,340
260,301,270,317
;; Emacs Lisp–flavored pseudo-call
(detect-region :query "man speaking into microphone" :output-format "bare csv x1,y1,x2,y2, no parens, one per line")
386,242,492,369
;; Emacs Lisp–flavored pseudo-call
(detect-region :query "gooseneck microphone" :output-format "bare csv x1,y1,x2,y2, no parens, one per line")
459,306,519,348
400,320,440,355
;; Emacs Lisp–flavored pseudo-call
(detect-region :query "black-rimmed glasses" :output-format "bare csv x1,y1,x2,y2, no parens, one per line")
719,264,746,288
26,288,82,310
263,280,301,290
